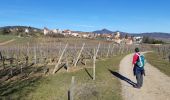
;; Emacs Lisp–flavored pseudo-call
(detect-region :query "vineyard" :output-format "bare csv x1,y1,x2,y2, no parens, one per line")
0,37,169,99
155,45,170,61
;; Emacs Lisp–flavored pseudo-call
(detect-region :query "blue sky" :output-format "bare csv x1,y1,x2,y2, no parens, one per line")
0,0,170,33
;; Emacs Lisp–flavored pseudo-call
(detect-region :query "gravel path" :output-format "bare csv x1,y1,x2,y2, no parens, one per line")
119,53,170,100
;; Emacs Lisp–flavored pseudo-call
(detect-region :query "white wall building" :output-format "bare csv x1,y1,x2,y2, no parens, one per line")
52,29,62,34
133,36,143,44
71,33,79,37
82,34,89,38
25,28,29,33
52,29,58,34
44,28,49,35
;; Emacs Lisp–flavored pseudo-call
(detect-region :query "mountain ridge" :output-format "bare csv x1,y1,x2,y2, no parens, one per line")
92,29,170,39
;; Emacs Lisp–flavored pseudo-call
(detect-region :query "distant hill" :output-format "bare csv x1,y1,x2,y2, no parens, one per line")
131,33,170,38
93,28,170,41
0,26,43,36
93,29,130,37
0,26,41,31
93,29,113,34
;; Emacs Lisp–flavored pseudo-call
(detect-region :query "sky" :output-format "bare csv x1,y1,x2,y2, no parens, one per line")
0,0,170,33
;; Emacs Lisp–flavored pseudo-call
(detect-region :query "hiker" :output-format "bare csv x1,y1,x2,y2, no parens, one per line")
132,48,145,88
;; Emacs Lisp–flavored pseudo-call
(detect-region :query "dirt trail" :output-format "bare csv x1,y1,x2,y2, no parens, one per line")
0,39,15,46
119,53,170,100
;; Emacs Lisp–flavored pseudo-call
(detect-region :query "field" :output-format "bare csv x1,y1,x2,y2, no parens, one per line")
0,35,169,99
0,35,16,43
3,55,125,100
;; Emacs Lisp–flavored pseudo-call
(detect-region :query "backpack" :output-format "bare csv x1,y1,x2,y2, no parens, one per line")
136,53,146,68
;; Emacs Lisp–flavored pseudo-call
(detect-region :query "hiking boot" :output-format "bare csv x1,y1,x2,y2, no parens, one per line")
133,85,141,89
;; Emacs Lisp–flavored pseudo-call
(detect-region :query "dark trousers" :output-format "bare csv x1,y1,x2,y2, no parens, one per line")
136,72,143,88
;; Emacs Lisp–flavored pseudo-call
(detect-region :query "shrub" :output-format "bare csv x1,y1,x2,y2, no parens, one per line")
143,36,165,44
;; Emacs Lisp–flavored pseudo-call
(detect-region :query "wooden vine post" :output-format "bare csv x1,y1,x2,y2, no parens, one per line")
69,76,75,100
93,49,96,80
106,44,111,57
93,43,100,80
34,46,37,64
74,43,85,67
52,43,68,74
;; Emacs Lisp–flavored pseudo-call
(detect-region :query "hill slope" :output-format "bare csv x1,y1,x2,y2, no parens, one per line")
0,26,43,36
93,29,113,34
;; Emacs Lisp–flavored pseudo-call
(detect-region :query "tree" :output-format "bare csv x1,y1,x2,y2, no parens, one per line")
142,36,149,43
142,36,165,44
2,28,10,35
125,34,128,39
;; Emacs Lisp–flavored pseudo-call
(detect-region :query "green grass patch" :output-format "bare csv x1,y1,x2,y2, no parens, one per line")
145,52,170,76
0,35,16,43
1,55,125,100
0,35,37,45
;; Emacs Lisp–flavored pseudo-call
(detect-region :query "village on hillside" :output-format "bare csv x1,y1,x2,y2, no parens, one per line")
43,27,143,45
0,26,143,45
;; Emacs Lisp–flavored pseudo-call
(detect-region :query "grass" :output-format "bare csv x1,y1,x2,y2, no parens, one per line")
0,54,125,100
145,52,170,76
0,35,110,46
0,35,16,43
0,35,37,45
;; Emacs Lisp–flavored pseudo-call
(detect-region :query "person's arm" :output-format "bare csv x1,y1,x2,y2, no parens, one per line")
132,54,138,66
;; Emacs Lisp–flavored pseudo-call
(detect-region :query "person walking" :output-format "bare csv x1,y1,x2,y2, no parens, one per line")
132,48,145,89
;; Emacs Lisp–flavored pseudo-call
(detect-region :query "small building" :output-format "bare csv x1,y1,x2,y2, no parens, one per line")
82,33,89,38
25,28,29,33
71,33,79,37
133,36,143,44
87,33,96,38
114,32,121,39
33,29,38,32
44,27,50,35
113,32,122,43
52,29,62,34
62,30,72,36
52,29,58,34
